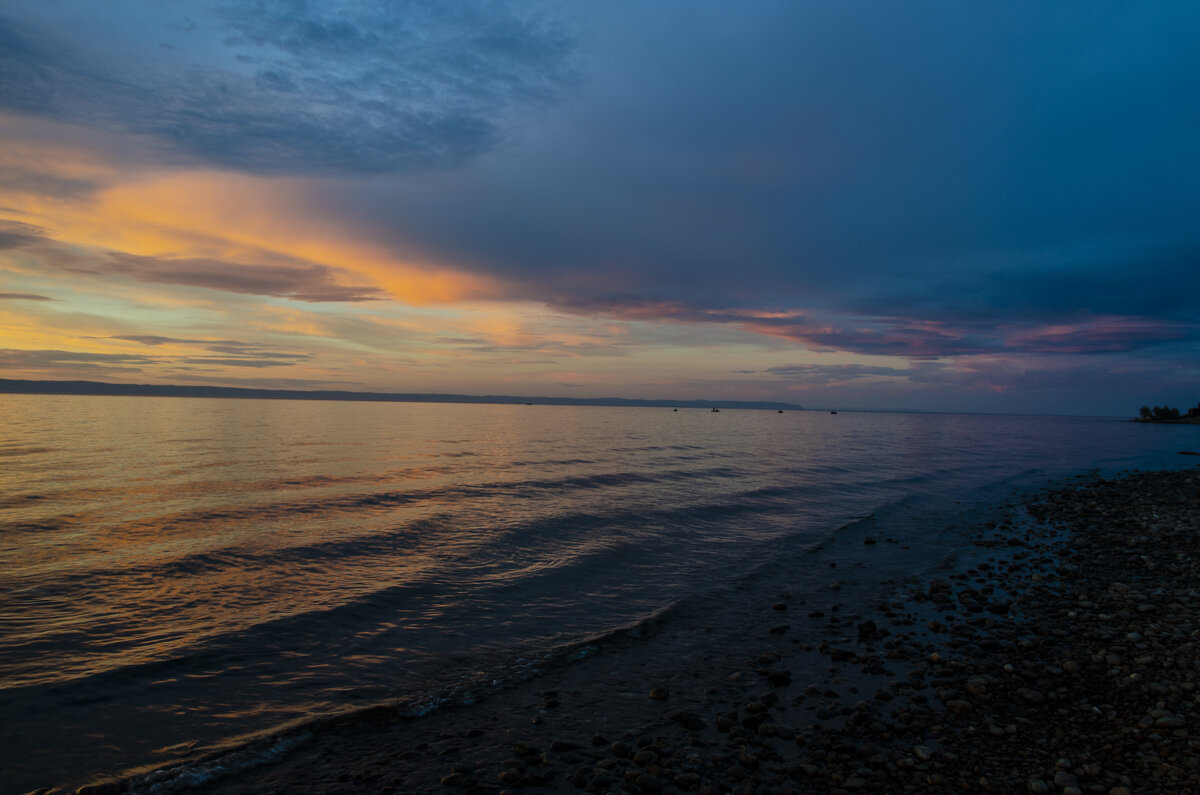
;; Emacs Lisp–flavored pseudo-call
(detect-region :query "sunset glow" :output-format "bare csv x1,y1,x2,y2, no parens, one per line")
2,3,1198,414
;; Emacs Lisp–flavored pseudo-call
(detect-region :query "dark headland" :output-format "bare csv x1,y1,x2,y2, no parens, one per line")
57,464,1200,795
1132,402,1200,425
0,378,803,412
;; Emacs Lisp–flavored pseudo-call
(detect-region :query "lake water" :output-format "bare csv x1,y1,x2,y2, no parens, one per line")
1,394,1196,792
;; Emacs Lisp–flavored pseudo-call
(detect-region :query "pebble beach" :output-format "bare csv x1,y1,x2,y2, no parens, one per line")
63,463,1200,795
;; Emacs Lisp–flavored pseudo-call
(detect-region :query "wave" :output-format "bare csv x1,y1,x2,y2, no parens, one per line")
28,471,810,590
91,594,705,795
58,477,1006,795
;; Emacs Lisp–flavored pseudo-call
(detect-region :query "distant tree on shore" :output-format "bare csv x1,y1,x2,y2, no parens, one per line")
1138,405,1184,421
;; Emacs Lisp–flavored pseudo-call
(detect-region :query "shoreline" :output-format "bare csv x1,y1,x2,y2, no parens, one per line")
1129,416,1200,426
51,463,1200,795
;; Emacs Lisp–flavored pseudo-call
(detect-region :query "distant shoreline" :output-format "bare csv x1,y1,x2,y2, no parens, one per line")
0,378,803,412
1130,416,1200,425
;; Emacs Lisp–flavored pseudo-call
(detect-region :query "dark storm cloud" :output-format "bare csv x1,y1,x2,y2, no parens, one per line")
339,1,1200,358
0,2,577,174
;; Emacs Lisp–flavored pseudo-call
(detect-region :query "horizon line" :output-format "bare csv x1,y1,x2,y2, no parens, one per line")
0,377,806,411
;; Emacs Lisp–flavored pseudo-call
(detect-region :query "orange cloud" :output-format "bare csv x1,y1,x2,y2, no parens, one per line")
91,172,506,305
1,114,504,307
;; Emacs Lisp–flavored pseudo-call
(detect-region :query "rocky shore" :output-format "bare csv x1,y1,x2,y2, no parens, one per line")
67,465,1200,795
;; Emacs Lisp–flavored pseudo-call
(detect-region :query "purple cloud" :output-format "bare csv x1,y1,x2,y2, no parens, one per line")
558,298,1199,359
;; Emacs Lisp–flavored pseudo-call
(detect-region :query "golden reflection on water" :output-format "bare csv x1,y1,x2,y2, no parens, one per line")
2,393,1194,794
6,398,1169,694
7,394,722,691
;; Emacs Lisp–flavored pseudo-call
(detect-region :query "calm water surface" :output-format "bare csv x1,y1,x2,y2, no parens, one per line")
1,395,1195,791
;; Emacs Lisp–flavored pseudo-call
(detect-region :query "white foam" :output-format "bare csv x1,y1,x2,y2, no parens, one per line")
129,732,310,795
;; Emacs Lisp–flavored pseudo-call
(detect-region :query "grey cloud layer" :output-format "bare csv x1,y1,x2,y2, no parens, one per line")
0,1,576,174
322,2,1200,346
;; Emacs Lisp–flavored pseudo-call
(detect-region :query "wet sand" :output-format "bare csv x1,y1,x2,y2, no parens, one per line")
63,464,1200,795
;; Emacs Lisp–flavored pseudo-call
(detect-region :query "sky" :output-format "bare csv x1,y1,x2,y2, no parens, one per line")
2,1,1198,415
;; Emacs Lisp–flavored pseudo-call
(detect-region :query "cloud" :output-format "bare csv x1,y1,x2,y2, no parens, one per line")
105,335,313,368
3,3,1200,414
178,357,302,369
316,2,1200,352
757,355,1199,413
764,363,940,382
2,337,315,371
0,2,578,175
555,297,1200,359
0,292,52,300
0,349,153,365
156,373,342,389
1,217,384,302
110,334,215,346
111,334,309,357
0,219,49,249
103,252,384,302
0,347,153,376
1004,317,1197,354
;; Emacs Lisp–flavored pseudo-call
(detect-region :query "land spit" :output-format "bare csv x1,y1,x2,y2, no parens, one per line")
64,464,1200,795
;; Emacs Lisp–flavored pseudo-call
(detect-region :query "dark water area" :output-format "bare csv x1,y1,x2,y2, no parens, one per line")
1,395,1196,793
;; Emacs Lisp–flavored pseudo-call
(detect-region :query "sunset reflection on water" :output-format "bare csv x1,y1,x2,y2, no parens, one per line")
2,394,1194,791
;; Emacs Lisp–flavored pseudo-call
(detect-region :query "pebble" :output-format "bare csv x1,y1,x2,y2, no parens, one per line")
513,741,539,756
1017,687,1045,704
636,772,662,793
160,470,1200,795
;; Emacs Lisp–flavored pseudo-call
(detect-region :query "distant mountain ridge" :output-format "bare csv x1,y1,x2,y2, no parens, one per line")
0,378,804,411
